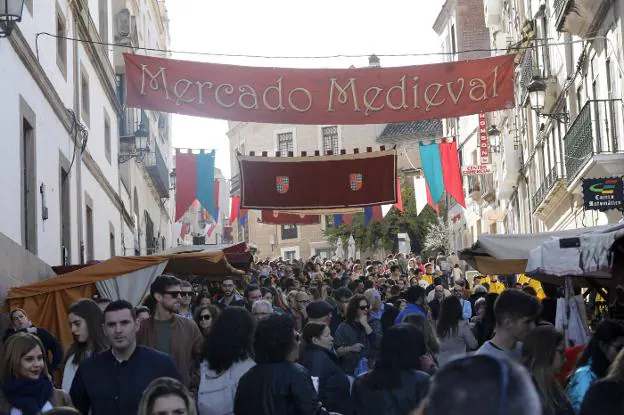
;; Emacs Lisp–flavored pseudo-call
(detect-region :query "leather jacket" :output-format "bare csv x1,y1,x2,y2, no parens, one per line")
300,345,353,415
352,369,430,415
234,361,329,415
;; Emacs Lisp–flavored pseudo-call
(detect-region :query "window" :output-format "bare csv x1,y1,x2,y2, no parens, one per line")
283,249,297,261
60,166,71,264
98,0,109,43
281,224,298,240
21,114,37,254
86,205,94,262
56,9,67,77
145,210,155,254
277,131,294,155
81,71,90,125
322,126,339,155
104,111,111,163
450,24,457,55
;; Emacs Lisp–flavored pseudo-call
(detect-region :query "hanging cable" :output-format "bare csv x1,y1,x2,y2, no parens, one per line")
34,31,605,61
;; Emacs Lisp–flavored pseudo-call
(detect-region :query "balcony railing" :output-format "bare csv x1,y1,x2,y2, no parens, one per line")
564,99,622,183
531,164,565,212
145,144,170,198
519,49,535,103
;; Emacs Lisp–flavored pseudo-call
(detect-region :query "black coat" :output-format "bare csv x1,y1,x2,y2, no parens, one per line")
352,369,430,415
300,345,353,415
234,361,329,415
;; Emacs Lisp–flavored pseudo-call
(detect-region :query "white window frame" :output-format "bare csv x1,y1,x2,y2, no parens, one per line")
317,125,342,155
280,246,300,260
274,128,297,156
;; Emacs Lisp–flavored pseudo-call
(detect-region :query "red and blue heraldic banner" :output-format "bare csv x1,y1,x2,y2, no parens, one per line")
123,53,516,125
260,211,321,225
239,150,397,209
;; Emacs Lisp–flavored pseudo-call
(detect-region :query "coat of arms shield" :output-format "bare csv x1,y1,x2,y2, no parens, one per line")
349,173,363,191
276,176,290,194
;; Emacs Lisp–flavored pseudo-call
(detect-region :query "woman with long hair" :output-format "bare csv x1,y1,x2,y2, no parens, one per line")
62,299,109,392
352,324,430,414
194,305,220,338
566,319,624,413
402,314,439,374
436,296,478,366
472,292,499,346
0,333,72,414
334,294,376,376
137,377,197,415
578,341,624,414
197,307,255,415
299,323,352,415
522,326,573,415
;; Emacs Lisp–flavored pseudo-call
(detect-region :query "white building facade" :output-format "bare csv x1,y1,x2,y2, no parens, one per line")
0,0,173,277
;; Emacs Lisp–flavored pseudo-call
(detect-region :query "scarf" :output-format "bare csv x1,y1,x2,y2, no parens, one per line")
2,375,53,415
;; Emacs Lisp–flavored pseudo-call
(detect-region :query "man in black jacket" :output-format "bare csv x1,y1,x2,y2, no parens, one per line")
4,309,63,372
70,300,181,415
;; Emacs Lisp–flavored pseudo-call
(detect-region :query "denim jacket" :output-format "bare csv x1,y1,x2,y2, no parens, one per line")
565,364,598,413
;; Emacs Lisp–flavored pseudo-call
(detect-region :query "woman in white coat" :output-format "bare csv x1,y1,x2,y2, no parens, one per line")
198,307,255,415
61,299,108,392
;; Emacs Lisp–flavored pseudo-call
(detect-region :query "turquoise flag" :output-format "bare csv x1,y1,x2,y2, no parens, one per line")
419,143,444,204
196,150,218,221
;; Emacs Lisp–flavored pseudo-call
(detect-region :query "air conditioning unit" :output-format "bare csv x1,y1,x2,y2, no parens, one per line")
484,0,502,29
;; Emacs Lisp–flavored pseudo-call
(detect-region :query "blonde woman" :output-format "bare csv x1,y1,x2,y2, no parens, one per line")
0,332,72,413
138,377,197,415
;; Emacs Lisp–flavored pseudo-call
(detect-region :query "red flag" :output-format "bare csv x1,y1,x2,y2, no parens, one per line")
393,178,404,212
372,205,383,222
426,182,440,215
214,179,220,211
440,140,466,207
343,214,353,226
229,196,240,225
175,152,197,222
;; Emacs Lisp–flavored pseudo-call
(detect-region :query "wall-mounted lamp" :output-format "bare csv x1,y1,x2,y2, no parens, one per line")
169,168,176,190
118,122,150,163
0,0,25,38
487,125,501,153
527,76,570,123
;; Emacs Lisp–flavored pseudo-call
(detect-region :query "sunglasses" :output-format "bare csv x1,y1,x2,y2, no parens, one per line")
180,292,193,297
199,314,211,321
163,291,181,298
359,305,370,310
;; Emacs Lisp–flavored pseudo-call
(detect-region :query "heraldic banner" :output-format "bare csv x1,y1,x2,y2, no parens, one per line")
124,53,516,125
260,211,321,225
239,150,397,209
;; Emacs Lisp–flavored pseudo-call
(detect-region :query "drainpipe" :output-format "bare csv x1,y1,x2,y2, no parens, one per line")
71,7,84,264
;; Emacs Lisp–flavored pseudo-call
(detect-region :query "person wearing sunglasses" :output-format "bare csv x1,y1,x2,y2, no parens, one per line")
334,294,376,376
194,305,220,338
137,275,204,389
177,280,195,320
566,319,624,413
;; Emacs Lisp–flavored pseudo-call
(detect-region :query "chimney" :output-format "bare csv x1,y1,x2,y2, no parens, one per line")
368,54,380,67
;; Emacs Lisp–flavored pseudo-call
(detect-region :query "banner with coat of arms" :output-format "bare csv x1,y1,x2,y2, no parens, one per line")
238,149,397,209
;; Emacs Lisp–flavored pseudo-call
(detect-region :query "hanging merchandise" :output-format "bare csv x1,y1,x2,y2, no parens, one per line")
124,53,515,125
174,149,217,222
238,149,397,209
260,210,321,225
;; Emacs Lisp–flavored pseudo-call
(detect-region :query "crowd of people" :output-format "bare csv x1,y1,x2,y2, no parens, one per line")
0,253,623,414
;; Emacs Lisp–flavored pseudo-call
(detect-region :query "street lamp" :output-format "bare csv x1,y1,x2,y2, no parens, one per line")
527,76,569,123
118,122,150,163
487,125,501,153
0,0,25,38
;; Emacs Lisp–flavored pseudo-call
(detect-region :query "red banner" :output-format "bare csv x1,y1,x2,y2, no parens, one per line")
239,150,397,209
260,211,321,225
124,53,516,125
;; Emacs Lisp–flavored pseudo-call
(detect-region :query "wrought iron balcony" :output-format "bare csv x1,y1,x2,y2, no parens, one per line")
519,49,535,104
230,174,240,195
531,164,565,213
145,144,170,198
564,99,622,183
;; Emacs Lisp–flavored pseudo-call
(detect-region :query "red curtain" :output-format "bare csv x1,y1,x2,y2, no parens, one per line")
439,140,466,207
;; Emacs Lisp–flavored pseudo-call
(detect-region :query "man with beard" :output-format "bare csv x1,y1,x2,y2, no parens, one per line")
137,275,203,387
218,277,246,308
